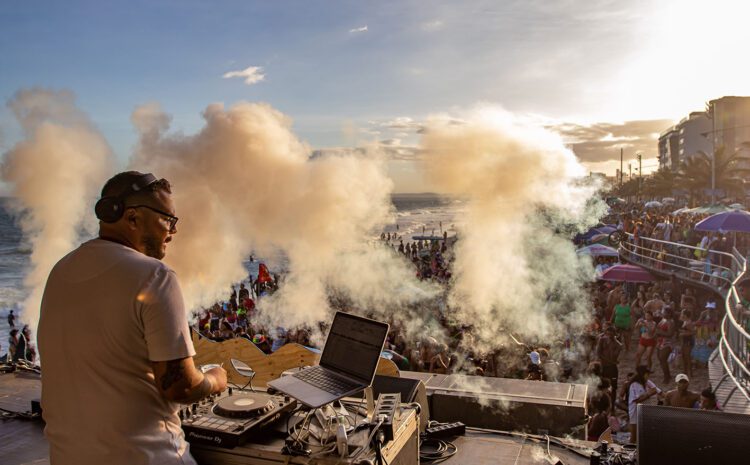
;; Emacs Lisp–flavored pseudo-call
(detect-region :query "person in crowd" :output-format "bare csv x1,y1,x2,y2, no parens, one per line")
252,333,272,354
238,283,250,303
699,388,721,411
587,393,612,442
429,343,450,374
627,366,661,443
8,328,20,362
634,310,657,369
678,309,696,378
630,291,647,320
596,326,623,396
37,171,226,465
664,373,700,408
611,294,633,351
218,321,234,340
7,309,16,328
655,308,677,384
21,324,36,363
525,363,543,381
643,292,665,319
605,283,624,323
229,286,238,312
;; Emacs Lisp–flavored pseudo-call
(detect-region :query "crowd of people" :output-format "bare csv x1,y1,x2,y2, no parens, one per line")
3,309,36,364
615,201,749,289
381,231,454,282
579,198,750,442
585,277,722,442
4,191,739,447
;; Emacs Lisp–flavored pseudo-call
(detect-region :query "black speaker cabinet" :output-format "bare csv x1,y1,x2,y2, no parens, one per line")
402,372,588,438
638,404,750,465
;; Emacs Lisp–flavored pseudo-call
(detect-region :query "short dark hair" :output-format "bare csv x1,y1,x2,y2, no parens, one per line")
100,171,171,202
593,392,611,412
701,388,716,400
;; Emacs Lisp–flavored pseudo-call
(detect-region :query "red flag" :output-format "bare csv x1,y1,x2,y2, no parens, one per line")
257,263,273,283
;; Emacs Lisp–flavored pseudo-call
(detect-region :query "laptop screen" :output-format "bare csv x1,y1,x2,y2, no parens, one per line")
320,312,389,384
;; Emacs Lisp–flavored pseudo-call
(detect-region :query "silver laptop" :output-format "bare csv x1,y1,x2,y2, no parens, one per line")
268,311,389,408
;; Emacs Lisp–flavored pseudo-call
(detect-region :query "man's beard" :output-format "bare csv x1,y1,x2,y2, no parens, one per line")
142,235,165,260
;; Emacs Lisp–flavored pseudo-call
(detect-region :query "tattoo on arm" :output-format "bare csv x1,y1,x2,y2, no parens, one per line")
158,359,213,404
161,359,185,391
176,377,212,404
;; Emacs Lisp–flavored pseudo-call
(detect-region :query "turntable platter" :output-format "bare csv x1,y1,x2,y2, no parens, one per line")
213,393,274,418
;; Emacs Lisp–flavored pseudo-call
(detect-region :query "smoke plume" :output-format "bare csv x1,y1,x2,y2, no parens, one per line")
419,107,602,352
0,89,114,334
130,102,436,331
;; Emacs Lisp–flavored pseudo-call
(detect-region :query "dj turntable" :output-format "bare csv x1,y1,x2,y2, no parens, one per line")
182,389,297,448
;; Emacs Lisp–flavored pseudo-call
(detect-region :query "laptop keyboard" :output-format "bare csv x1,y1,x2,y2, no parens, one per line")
294,366,359,394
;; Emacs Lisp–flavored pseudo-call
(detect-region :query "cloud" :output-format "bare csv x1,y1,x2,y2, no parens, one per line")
421,20,444,31
313,140,420,162
549,119,674,163
222,66,265,85
349,25,368,33
367,114,671,166
381,116,421,130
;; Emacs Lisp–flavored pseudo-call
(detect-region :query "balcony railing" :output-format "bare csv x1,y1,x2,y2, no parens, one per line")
618,232,750,402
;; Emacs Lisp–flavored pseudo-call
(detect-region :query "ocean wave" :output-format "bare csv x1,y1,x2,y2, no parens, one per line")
0,286,25,310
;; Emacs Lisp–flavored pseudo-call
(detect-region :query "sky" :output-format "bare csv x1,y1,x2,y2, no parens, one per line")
2,0,750,193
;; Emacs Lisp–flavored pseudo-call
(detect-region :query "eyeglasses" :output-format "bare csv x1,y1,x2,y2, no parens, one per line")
127,205,179,231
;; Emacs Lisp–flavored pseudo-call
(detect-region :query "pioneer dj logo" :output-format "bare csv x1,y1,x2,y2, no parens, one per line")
188,431,222,444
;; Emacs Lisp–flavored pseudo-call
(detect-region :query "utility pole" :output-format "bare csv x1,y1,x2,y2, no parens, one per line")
629,163,632,180
637,153,642,200
620,148,624,187
711,152,716,204
637,153,642,180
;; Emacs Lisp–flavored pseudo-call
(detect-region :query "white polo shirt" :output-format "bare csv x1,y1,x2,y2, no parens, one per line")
38,239,197,465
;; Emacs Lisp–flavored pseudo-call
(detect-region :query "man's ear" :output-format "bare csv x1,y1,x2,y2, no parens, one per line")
125,208,139,230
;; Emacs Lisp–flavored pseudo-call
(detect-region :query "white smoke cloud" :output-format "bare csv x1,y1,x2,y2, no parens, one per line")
349,25,368,33
418,107,602,352
0,88,115,334
129,101,437,331
421,20,444,32
222,66,265,85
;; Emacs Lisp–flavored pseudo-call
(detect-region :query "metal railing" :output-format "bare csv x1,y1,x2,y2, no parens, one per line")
618,233,750,402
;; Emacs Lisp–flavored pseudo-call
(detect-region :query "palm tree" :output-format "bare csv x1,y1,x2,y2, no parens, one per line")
676,146,745,204
614,178,639,198
643,167,676,197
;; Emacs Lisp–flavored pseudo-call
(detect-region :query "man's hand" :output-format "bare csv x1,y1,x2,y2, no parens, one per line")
204,366,228,392
152,357,227,404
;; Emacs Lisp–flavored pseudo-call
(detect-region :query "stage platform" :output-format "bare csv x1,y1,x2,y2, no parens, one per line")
0,371,599,465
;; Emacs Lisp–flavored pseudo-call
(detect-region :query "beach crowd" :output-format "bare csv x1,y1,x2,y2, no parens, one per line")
3,197,742,445
190,198,739,444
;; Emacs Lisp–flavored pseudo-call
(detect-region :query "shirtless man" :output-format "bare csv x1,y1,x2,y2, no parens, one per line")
643,292,665,317
664,374,700,408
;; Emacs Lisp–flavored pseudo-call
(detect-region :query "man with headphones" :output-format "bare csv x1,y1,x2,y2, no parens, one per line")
38,171,227,465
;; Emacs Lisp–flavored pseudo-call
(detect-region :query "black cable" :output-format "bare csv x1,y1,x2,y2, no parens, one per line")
419,437,457,463
0,407,40,420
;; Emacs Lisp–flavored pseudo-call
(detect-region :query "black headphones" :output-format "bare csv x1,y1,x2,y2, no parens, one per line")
94,173,158,223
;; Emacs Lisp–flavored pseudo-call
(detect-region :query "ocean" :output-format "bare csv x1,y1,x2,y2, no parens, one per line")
0,193,462,354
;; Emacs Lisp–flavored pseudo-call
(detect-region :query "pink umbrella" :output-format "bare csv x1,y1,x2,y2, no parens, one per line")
600,264,657,283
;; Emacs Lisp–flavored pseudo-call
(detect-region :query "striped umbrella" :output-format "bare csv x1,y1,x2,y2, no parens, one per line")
600,264,657,283
576,244,620,257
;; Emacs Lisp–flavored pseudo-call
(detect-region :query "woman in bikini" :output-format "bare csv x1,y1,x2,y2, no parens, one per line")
634,310,657,369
